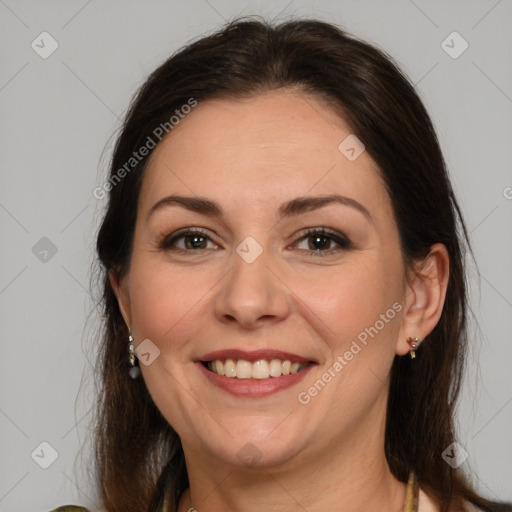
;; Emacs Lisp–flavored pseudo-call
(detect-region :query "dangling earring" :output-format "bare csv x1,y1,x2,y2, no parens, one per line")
128,333,140,379
407,337,420,359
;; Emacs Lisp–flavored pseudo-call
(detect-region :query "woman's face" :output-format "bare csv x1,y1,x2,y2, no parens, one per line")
115,89,414,469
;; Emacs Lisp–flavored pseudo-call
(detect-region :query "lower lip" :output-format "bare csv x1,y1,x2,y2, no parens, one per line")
196,362,314,398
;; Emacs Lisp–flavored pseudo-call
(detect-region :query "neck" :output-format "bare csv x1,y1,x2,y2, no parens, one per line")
178,395,406,512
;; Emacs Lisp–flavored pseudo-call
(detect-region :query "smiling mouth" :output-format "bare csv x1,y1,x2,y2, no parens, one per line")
202,359,312,380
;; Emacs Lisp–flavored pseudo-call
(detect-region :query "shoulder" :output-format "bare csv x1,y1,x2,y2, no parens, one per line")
418,488,440,512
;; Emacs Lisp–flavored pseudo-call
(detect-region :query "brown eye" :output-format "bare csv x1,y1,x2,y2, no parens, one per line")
294,228,351,256
159,228,219,252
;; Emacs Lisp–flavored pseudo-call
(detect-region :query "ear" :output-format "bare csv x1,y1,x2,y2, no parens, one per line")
109,269,132,329
396,243,450,356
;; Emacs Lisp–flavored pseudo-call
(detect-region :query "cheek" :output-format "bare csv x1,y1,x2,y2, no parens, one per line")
128,256,213,355
293,256,403,349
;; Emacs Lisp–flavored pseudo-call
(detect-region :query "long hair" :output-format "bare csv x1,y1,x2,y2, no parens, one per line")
94,17,511,512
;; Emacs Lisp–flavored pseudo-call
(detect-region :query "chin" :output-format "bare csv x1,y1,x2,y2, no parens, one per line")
192,415,311,470
213,437,304,470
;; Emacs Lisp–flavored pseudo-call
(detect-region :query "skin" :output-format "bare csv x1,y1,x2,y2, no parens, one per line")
112,89,449,512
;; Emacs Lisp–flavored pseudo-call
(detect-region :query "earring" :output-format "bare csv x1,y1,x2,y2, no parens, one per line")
407,337,420,359
128,333,140,379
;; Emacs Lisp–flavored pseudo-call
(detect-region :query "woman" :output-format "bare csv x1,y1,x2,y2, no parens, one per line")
55,17,511,512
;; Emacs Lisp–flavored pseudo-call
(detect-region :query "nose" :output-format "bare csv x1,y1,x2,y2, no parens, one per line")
213,246,291,330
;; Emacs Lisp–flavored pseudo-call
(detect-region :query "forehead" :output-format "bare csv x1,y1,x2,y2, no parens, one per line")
140,89,391,220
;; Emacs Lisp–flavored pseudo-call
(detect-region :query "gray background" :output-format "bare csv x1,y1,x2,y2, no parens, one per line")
0,1,511,510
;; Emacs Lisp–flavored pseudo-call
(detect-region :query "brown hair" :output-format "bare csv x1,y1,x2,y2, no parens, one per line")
94,17,511,512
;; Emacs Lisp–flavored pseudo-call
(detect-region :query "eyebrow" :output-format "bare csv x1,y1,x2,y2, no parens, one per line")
146,194,372,223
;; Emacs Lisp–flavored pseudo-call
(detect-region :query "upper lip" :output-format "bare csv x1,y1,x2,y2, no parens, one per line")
197,349,316,364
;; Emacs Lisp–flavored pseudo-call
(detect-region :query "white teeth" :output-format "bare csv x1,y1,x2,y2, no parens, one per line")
252,360,270,379
224,359,236,378
214,360,224,376
236,360,252,379
206,358,308,379
269,359,282,377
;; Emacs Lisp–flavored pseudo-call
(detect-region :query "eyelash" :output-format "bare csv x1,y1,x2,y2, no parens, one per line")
158,227,351,257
